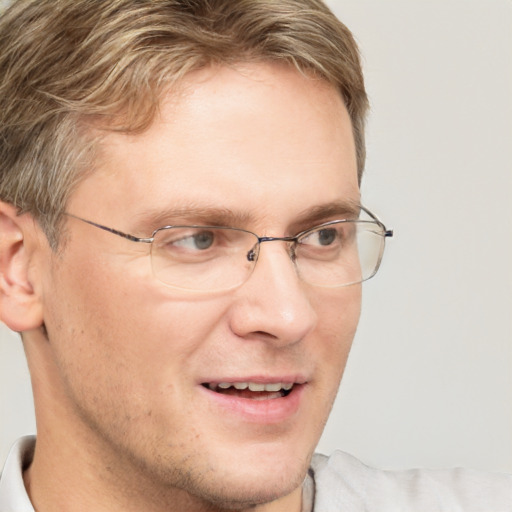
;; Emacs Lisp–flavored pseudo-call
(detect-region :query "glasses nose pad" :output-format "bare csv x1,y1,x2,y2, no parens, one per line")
246,241,259,262
246,248,256,262
288,242,298,262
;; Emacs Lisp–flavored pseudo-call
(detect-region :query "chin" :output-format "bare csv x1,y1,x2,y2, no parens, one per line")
189,461,307,510
186,442,311,508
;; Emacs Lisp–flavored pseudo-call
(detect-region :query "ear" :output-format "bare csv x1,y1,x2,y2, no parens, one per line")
0,201,44,332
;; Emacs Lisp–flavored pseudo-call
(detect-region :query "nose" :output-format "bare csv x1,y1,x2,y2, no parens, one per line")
228,240,317,346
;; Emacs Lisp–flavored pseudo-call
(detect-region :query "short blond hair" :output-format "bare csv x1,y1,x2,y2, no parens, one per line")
0,0,368,247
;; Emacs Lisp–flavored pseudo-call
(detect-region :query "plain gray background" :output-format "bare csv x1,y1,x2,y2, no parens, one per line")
1,0,511,473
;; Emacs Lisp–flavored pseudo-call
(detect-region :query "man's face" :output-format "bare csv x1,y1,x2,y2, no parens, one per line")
38,63,361,507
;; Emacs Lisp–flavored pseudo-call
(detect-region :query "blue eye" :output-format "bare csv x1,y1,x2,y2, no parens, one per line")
301,227,340,247
316,228,337,246
174,231,215,251
192,231,214,250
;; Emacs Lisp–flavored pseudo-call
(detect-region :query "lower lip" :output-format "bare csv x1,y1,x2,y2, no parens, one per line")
199,384,305,424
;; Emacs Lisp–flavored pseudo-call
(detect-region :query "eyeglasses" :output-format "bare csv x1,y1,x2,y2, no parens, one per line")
65,206,393,292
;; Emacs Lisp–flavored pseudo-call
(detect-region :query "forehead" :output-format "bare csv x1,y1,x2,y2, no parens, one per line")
70,63,359,230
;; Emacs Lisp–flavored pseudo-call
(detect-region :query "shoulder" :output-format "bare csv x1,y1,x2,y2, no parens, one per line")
310,451,512,512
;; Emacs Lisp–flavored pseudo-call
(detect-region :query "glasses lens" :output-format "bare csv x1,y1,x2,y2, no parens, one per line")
150,226,258,291
149,217,388,292
295,220,386,287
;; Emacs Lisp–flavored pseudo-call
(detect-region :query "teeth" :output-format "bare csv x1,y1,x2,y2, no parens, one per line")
262,383,282,392
248,382,265,392
207,382,294,392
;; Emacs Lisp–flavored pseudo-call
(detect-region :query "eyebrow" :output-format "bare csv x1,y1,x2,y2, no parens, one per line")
289,199,362,233
131,205,254,233
131,199,361,235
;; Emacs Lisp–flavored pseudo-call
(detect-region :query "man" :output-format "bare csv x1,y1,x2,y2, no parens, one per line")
0,1,510,511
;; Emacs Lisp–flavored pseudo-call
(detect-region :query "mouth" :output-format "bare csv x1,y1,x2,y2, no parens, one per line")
200,379,307,423
202,381,296,400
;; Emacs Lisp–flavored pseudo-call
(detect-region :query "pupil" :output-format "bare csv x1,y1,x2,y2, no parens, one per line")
194,231,214,250
317,228,336,246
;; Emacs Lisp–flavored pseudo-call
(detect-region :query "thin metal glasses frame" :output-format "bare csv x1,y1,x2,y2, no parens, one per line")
65,206,392,247
64,206,393,289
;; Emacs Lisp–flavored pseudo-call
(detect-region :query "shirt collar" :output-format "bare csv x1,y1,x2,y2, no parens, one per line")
0,436,36,512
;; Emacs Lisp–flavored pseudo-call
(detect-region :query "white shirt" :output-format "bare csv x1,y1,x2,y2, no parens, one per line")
310,450,512,511
1,436,511,511
0,437,34,512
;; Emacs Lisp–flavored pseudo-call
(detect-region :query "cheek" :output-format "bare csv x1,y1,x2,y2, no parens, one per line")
42,254,230,440
45,248,228,387
316,283,361,337
312,285,361,382
293,287,361,452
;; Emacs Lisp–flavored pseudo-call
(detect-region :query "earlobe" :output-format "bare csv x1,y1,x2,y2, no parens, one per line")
0,201,44,332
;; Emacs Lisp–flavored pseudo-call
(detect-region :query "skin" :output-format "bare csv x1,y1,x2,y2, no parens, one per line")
0,62,361,512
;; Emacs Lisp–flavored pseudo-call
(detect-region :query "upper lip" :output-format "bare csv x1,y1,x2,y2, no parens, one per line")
200,375,308,385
